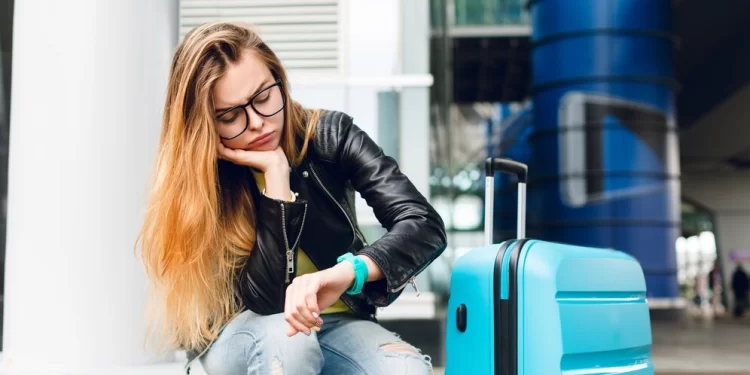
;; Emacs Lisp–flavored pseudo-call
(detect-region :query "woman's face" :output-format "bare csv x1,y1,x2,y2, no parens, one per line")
212,49,285,151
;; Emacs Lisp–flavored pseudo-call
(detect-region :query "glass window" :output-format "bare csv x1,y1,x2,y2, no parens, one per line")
454,0,529,26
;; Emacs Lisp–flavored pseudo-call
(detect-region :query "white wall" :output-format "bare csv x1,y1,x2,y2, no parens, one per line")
682,172,750,301
3,0,177,371
290,0,402,139
290,0,432,226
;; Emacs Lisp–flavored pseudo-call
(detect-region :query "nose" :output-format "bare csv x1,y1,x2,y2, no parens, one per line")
247,108,263,131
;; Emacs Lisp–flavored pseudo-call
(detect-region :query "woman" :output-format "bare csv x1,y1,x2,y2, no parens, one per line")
138,20,447,375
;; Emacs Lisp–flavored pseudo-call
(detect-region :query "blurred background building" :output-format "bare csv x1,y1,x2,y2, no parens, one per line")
1,0,750,373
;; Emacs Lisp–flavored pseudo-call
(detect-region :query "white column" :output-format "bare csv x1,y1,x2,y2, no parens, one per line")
400,0,436,295
399,0,431,198
3,0,177,372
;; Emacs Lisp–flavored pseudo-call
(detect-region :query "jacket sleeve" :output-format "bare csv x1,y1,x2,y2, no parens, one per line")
337,119,447,307
237,194,308,315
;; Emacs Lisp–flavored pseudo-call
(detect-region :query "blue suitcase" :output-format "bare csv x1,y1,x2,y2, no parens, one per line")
445,158,654,375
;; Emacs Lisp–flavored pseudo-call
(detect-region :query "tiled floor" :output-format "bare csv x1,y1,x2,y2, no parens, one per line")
432,314,750,375
2,313,748,374
648,315,750,373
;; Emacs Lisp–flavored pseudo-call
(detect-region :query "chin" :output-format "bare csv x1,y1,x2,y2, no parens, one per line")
247,144,275,152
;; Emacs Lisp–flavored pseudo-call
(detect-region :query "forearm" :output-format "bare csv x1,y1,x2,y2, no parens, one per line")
359,254,383,281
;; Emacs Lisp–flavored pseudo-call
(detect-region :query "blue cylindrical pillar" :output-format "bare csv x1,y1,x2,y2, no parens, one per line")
527,0,681,303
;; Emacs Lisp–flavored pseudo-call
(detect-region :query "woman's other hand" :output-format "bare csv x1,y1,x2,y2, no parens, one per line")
218,142,291,201
217,141,289,173
283,262,355,336
283,255,384,336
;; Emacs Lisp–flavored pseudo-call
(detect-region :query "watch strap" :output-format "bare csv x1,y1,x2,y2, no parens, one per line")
337,253,368,295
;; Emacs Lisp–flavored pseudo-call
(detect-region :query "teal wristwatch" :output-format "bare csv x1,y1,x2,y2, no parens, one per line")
337,253,368,295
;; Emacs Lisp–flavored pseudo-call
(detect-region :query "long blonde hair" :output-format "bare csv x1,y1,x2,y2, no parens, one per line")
137,21,320,352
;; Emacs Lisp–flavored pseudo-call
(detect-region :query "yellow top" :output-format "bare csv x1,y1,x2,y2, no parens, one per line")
252,171,350,315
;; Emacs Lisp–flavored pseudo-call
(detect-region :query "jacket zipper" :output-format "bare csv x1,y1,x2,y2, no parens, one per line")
308,162,421,297
307,163,366,248
391,274,421,296
280,201,307,284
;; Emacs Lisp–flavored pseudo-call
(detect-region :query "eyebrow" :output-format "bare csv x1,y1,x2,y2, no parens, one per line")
214,78,272,113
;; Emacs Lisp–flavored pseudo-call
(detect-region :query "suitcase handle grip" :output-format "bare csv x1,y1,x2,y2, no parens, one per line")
484,157,527,245
484,158,528,183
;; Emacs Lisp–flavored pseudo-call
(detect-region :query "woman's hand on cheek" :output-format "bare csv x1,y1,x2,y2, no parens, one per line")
218,141,293,201
283,263,355,337
217,141,289,173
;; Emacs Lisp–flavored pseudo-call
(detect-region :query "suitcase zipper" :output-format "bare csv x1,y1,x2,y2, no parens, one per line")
500,241,516,300
495,239,528,375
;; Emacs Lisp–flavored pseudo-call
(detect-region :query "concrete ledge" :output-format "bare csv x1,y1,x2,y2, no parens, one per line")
0,360,191,375
376,292,438,320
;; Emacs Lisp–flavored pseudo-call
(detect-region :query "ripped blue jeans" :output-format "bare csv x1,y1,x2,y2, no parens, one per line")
187,310,433,375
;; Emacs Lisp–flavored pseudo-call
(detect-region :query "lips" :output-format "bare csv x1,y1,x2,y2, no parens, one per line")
249,132,274,147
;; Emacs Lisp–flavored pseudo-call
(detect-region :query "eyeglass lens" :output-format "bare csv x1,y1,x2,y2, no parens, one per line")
217,82,284,140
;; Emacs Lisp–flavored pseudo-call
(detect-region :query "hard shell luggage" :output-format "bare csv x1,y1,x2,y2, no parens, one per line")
445,158,654,375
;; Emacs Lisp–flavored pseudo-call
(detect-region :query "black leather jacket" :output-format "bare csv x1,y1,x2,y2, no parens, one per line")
237,110,447,320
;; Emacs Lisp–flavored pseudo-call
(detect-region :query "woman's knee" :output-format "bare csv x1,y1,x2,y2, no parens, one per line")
272,328,324,374
199,329,262,375
377,341,433,375
200,312,324,375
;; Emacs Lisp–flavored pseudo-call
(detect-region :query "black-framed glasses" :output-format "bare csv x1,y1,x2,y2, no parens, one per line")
215,79,286,140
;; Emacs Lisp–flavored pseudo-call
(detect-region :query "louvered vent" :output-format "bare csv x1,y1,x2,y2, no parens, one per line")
179,0,342,74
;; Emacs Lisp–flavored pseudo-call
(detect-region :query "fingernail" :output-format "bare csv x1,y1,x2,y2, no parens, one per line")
312,312,319,318
316,320,323,327
305,330,311,336
311,326,320,332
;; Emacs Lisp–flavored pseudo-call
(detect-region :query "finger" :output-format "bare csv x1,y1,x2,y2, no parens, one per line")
284,284,300,337
285,322,298,337
217,141,238,161
221,145,240,160
304,283,323,328
294,294,317,329
292,280,318,329
216,140,227,160
220,145,264,169
284,284,310,336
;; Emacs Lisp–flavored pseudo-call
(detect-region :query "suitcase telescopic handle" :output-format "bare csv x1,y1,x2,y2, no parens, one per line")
484,158,528,183
484,157,528,245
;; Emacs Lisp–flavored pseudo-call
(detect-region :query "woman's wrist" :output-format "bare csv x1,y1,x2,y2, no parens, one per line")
263,166,292,201
332,261,356,286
